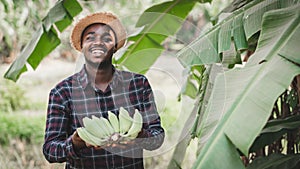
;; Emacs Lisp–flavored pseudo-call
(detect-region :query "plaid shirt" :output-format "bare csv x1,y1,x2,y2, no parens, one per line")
43,66,164,169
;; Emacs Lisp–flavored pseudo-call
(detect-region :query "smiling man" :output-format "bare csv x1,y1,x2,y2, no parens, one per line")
42,12,165,169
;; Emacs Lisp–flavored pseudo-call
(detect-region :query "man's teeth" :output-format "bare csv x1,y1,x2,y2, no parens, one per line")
92,49,104,54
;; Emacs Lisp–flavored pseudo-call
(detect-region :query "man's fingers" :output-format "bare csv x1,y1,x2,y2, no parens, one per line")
84,139,137,150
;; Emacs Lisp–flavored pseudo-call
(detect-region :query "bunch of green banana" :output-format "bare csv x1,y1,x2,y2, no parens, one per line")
77,107,143,147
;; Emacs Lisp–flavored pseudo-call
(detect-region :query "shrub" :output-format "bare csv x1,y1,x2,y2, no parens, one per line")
0,79,30,112
0,112,45,145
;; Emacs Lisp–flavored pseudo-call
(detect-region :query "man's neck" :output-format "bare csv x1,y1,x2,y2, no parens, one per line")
85,63,113,90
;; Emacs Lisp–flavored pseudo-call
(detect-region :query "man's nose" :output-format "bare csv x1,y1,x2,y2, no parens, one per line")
93,37,103,45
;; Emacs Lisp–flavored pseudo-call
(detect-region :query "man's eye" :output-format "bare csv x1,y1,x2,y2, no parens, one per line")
103,37,112,42
86,36,95,41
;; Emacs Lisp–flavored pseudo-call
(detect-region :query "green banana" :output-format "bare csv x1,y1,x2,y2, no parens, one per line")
108,111,120,133
82,117,106,138
77,127,108,146
122,109,143,139
91,115,113,137
100,116,115,135
78,108,144,146
77,127,97,146
118,107,133,134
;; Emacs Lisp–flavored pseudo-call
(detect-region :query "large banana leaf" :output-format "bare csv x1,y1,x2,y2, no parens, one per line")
114,0,211,74
4,0,82,81
192,4,300,169
251,114,300,152
177,0,298,67
247,154,300,169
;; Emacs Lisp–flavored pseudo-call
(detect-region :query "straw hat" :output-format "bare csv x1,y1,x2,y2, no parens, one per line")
71,12,126,52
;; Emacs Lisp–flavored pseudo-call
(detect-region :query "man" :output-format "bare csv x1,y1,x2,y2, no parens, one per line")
43,12,165,169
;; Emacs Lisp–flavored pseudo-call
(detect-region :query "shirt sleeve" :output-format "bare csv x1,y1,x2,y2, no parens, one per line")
42,87,80,163
137,76,165,150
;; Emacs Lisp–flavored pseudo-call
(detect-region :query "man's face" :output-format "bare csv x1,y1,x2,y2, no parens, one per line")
81,23,116,68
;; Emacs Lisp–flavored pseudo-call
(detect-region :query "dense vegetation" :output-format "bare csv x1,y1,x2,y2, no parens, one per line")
1,0,300,168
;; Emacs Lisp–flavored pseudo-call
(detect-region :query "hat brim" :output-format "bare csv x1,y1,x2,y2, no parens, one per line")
71,12,126,51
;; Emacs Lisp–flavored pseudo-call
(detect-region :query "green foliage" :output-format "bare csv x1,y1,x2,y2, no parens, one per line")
180,65,207,99
172,0,300,168
247,154,300,169
0,112,45,145
191,3,300,169
115,0,212,74
251,114,300,152
177,0,298,66
0,79,29,112
2,0,299,169
0,0,53,62
4,0,82,81
0,78,45,145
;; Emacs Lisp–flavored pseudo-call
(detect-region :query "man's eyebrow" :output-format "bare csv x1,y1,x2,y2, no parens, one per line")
85,31,112,37
102,32,113,37
86,32,95,35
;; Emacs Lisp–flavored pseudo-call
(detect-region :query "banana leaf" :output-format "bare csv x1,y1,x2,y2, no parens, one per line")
177,0,298,67
4,0,82,81
114,0,211,74
192,4,300,169
247,154,300,169
251,114,300,152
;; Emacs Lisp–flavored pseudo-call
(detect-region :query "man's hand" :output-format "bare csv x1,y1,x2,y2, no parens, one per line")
90,139,135,150
72,130,103,149
72,129,148,151
71,130,87,151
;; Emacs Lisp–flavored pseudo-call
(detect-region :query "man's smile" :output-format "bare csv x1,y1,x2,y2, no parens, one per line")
90,47,107,56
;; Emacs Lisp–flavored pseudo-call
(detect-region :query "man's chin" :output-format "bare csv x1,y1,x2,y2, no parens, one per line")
86,59,111,69
91,54,105,59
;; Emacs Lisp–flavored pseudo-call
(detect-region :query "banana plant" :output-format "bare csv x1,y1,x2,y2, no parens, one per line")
0,0,53,63
4,0,82,81
175,0,300,168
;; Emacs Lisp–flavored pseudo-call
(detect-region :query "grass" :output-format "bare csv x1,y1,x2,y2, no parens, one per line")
0,111,45,145
0,78,46,145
